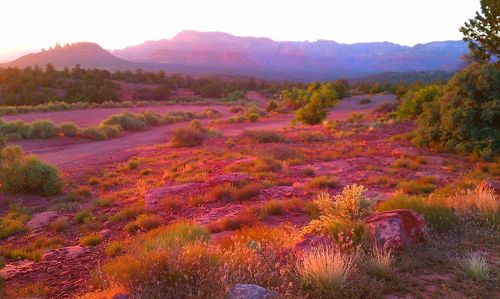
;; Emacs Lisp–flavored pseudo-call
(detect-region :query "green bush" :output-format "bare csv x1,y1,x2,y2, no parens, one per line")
295,101,328,125
397,85,442,118
82,127,108,141
170,127,207,147
100,112,148,130
31,120,60,138
60,123,80,137
0,146,63,196
412,63,500,160
247,113,260,123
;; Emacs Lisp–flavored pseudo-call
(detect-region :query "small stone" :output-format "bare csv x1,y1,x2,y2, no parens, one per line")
100,229,112,239
228,284,280,299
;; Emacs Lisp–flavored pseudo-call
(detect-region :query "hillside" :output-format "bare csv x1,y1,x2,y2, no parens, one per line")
1,32,469,81
1,42,135,70
113,30,469,80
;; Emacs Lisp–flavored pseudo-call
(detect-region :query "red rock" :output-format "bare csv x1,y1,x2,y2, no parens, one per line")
365,209,426,250
0,260,35,279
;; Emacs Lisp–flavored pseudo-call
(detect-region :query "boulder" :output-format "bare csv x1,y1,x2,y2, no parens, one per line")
228,284,280,299
26,211,58,231
365,209,426,250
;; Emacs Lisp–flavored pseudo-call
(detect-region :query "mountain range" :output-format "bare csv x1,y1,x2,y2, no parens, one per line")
1,30,469,81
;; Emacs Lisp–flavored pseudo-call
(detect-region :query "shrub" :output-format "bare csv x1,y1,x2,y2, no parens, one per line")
31,120,60,138
80,234,102,246
59,123,80,137
0,146,63,196
169,127,207,147
0,213,29,240
50,217,70,232
74,211,93,223
303,185,374,235
109,205,144,223
297,246,356,292
302,167,316,177
100,112,147,131
243,129,287,143
142,222,210,250
247,113,259,123
392,158,420,170
134,214,162,231
297,131,326,143
305,176,338,190
359,98,372,105
105,241,123,257
412,63,500,160
231,183,261,201
126,157,140,170
99,124,122,138
82,127,108,141
397,85,442,118
295,101,328,125
364,246,393,278
266,100,278,112
397,180,436,194
253,157,282,173
461,252,489,281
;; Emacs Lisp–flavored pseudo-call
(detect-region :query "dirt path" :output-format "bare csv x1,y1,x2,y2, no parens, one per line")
14,94,396,176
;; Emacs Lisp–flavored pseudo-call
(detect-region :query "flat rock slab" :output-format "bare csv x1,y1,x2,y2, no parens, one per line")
146,182,206,210
26,211,58,231
43,245,88,260
0,260,35,279
145,173,255,210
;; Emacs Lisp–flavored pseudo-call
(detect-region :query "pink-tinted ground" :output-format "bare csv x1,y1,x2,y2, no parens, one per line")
12,93,396,178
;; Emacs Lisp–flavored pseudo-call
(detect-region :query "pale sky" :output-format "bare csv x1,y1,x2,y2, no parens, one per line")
0,0,480,62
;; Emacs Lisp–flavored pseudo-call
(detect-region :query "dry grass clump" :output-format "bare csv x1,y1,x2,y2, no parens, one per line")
397,179,436,194
461,252,490,281
169,120,221,148
365,175,396,187
0,145,63,196
105,241,124,257
364,246,393,278
297,246,356,292
392,158,420,170
80,234,102,246
305,175,339,191
302,167,316,177
0,212,29,240
243,129,287,143
208,210,258,232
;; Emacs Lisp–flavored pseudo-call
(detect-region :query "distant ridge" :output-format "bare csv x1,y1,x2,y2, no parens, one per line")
1,42,135,70
2,31,469,81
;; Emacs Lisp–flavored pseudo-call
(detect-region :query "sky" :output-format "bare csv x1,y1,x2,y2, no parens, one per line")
0,0,480,62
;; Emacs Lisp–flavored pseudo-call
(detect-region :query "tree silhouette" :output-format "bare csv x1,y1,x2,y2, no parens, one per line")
459,0,500,66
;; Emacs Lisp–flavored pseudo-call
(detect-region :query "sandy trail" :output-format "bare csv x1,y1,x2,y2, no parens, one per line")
13,94,396,176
